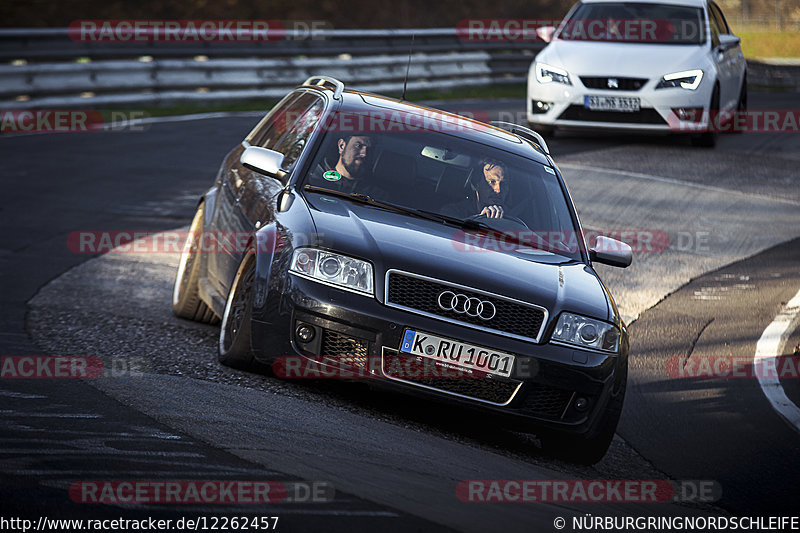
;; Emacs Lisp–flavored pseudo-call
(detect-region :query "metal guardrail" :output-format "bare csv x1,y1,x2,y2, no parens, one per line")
1,28,792,110
0,28,543,108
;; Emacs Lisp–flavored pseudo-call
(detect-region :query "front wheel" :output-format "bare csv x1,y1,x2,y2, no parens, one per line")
172,204,217,323
218,252,256,369
690,85,719,148
731,78,747,135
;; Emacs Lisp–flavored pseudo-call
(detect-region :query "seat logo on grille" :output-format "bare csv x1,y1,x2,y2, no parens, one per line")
607,78,619,89
437,291,496,320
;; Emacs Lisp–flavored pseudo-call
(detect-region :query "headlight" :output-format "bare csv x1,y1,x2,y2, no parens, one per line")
290,248,374,295
656,69,703,90
535,63,572,85
551,312,619,353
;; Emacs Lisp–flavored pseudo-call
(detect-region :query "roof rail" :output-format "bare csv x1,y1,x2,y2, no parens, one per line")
301,76,345,100
490,121,550,156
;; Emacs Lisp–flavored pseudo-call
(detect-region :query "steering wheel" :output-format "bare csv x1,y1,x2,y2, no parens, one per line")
467,213,530,230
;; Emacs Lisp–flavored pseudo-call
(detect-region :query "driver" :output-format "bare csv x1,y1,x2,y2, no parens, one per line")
443,158,510,219
310,134,376,193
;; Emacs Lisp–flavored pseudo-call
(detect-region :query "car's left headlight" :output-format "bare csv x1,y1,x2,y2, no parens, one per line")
655,69,703,90
290,248,374,295
551,312,620,353
535,62,572,85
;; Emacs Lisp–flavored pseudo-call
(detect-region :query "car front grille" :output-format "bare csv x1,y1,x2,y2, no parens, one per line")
558,105,667,125
520,383,574,418
321,330,369,370
580,77,648,91
385,271,546,342
381,351,521,405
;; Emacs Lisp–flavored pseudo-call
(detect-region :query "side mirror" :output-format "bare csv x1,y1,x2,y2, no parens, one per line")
240,146,284,178
536,26,556,43
718,34,741,50
590,236,632,268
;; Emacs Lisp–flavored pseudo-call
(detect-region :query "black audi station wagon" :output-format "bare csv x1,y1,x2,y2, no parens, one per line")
173,76,633,464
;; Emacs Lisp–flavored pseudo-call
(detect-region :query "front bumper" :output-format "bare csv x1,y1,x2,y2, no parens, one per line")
251,273,624,436
526,73,713,133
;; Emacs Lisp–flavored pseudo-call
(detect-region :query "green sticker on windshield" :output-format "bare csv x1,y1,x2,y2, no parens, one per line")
323,170,341,181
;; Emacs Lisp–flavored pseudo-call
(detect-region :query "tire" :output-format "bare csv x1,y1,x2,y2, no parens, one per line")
731,77,747,135
541,365,627,465
690,85,719,148
218,251,256,369
172,204,217,323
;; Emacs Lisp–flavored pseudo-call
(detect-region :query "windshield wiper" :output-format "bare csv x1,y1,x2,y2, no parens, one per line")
413,209,493,231
303,185,442,221
416,209,567,254
304,186,564,254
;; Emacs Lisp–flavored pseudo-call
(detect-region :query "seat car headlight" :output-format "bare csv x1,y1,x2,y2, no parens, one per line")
655,69,703,90
290,248,374,295
535,63,572,85
551,312,620,353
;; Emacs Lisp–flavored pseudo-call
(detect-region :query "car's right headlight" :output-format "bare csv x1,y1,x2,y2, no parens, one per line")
655,69,703,90
551,312,619,353
535,63,572,85
290,248,374,295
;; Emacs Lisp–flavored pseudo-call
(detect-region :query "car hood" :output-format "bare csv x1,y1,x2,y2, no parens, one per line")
539,40,707,79
304,193,612,323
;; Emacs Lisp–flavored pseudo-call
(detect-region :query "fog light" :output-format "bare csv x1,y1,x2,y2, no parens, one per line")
531,100,552,114
574,396,589,411
671,107,704,122
296,324,315,343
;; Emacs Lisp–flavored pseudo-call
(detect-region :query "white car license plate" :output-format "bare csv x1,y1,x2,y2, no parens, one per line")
584,95,640,112
399,329,515,378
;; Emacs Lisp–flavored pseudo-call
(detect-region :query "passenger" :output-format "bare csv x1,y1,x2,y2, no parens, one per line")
443,158,510,219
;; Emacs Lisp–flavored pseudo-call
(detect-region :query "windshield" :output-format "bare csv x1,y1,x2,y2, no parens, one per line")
302,112,584,261
558,2,706,45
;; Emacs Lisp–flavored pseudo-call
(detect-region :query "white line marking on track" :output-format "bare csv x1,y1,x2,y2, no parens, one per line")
558,163,800,207
754,286,800,433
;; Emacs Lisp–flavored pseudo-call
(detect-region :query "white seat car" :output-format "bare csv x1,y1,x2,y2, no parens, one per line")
526,0,746,146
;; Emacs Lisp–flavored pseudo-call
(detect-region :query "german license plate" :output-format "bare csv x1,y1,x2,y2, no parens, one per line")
584,95,640,112
399,329,515,378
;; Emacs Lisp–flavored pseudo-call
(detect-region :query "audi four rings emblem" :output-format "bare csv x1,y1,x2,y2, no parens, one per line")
437,291,496,320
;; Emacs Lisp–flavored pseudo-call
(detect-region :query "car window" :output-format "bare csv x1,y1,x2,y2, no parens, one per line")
272,97,325,170
558,2,706,45
246,92,321,151
709,3,730,35
302,112,583,261
244,92,299,146
708,6,722,47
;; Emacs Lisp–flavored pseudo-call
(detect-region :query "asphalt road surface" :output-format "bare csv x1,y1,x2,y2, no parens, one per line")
2,91,799,531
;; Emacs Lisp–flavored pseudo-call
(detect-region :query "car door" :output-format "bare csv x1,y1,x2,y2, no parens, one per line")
707,2,736,111
218,91,326,295
710,2,744,110
209,92,305,296
238,92,325,229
